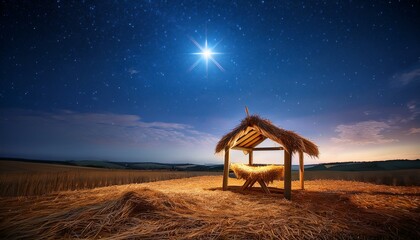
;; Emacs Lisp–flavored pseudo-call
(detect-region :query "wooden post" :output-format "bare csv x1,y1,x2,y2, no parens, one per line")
284,150,292,200
222,147,230,191
248,150,253,165
299,151,304,190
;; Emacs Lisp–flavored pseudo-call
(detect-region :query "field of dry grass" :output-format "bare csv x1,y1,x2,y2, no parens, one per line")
0,160,221,196
297,169,420,186
0,176,419,239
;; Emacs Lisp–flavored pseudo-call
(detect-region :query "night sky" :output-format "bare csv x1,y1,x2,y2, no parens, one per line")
1,1,419,164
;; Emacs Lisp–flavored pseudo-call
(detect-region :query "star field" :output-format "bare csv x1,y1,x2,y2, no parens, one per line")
0,1,419,163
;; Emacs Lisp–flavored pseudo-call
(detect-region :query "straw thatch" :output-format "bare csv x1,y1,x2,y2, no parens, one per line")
215,115,319,157
230,163,284,184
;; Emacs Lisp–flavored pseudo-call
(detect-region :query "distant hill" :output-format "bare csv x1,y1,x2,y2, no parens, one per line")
306,159,420,171
0,158,225,172
1,158,419,172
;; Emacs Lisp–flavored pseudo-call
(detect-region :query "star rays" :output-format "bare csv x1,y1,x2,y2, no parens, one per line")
188,36,224,74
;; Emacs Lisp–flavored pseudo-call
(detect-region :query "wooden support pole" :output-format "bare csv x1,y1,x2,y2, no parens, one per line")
222,147,230,191
249,150,253,165
299,151,304,190
284,150,292,200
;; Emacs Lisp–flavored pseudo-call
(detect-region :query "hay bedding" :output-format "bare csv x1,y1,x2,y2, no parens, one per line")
0,176,419,239
230,163,284,184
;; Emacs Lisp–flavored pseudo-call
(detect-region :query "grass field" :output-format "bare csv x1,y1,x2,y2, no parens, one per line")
295,169,420,186
0,176,419,239
1,160,419,197
0,160,221,196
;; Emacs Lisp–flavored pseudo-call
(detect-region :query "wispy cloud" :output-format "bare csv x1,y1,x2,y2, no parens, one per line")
392,67,420,86
0,109,219,162
50,111,190,130
386,100,420,125
332,120,397,144
404,100,420,122
30,110,216,146
407,128,420,135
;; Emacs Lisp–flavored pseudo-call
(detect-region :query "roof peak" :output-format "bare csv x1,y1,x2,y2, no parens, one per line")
215,113,319,157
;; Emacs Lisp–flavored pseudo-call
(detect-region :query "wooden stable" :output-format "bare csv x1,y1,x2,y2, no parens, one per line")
215,111,319,200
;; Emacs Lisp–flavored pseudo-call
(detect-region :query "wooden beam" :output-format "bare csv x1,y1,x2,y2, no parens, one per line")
258,179,271,194
232,146,284,152
249,179,257,188
299,151,304,190
238,132,261,146
249,150,253,165
235,130,258,145
241,179,252,191
243,135,264,147
232,146,252,151
222,147,230,191
232,127,253,146
246,136,267,149
284,150,292,200
253,147,284,151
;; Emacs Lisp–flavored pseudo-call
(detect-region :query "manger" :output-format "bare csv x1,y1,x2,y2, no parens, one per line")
230,163,284,194
215,108,319,200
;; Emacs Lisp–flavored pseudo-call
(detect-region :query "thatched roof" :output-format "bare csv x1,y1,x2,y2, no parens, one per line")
215,115,319,157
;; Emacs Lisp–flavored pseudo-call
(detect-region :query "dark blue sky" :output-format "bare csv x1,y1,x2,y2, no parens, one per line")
1,1,419,163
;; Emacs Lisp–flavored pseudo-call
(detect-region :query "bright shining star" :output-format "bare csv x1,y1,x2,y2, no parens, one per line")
202,48,212,59
189,36,224,73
